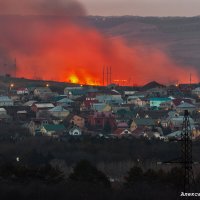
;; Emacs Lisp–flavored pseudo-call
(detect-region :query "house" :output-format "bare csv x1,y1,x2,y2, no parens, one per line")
117,121,129,129
92,103,111,112
48,106,70,119
128,91,147,99
176,102,196,114
64,87,86,99
41,124,66,137
87,112,116,131
0,108,11,123
127,96,149,107
112,104,131,113
146,87,167,97
34,87,52,97
17,110,27,121
131,118,155,131
28,118,49,135
24,100,38,107
133,110,169,121
69,126,82,136
86,89,100,98
0,113,11,123
165,130,182,140
171,98,195,110
69,89,87,99
169,115,194,130
159,101,172,110
165,129,200,140
127,97,144,106
56,98,74,107
34,87,57,100
144,132,163,140
70,115,85,129
124,90,137,97
0,108,7,115
64,86,83,95
17,88,29,95
113,128,132,137
115,109,133,122
192,87,200,98
165,129,197,140
167,85,182,96
150,97,171,109
10,94,20,103
96,94,123,105
0,96,14,106
1,106,33,121
113,121,131,136
31,103,55,112
141,81,165,91
132,127,147,138
80,96,99,111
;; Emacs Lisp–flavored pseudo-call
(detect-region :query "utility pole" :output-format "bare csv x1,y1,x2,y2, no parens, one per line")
107,66,109,86
103,66,105,86
110,66,112,84
103,65,112,86
189,73,192,91
14,58,17,77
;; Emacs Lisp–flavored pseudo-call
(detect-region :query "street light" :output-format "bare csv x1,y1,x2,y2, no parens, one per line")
16,157,20,162
9,83,14,91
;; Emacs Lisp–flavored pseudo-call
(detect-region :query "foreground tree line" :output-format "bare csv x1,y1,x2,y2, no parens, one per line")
1,126,200,199
0,160,200,200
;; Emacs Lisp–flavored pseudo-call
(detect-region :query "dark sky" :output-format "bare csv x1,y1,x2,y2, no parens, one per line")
80,0,200,16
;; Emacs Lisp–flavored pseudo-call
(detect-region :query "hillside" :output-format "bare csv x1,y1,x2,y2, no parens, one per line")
87,16,200,70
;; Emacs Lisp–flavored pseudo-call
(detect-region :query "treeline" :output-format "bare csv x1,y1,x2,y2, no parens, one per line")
1,130,200,179
0,160,200,200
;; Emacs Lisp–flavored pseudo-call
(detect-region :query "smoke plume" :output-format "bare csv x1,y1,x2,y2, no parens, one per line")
0,0,198,85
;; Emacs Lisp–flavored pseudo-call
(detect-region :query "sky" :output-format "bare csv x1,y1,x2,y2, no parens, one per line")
80,0,200,16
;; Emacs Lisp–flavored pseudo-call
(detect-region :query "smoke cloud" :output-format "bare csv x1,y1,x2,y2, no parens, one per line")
0,0,86,16
0,0,198,85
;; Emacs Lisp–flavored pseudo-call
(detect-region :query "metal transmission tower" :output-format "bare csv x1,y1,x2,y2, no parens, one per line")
157,110,196,195
181,110,195,193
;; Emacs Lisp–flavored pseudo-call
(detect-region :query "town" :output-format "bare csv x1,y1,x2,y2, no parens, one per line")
0,75,200,141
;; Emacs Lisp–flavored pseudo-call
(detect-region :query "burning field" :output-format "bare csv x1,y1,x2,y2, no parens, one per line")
0,0,199,85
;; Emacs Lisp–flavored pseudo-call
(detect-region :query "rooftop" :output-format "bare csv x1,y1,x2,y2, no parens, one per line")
34,103,54,108
43,124,66,132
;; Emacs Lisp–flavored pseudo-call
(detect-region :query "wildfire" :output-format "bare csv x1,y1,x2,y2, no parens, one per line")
0,9,199,85
69,75,79,84
68,74,100,86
